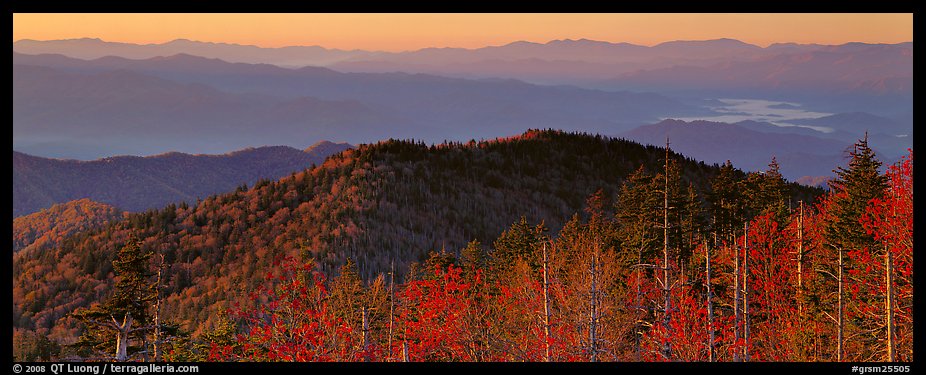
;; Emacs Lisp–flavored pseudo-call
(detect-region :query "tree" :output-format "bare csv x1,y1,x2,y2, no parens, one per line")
222,257,359,361
613,166,660,360
492,216,548,273
163,315,237,361
708,161,745,242
328,258,365,331
70,235,156,361
396,264,478,361
826,134,888,253
824,134,888,361
614,166,661,271
744,157,789,223
407,249,457,281
460,240,488,282
859,149,913,361
679,183,706,279
13,329,60,361
746,212,801,361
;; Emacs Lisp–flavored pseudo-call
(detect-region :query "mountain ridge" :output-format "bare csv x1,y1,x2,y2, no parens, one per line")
14,53,703,160
13,198,123,253
17,37,909,66
13,62,395,159
618,119,854,181
13,142,352,217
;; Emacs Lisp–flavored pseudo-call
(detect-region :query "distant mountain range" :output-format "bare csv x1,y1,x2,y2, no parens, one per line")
599,43,912,121
9,37,786,68
16,38,910,91
619,119,856,182
12,141,352,217
13,38,373,67
12,62,387,159
787,112,907,138
14,38,910,99
15,37,911,139
327,38,771,81
14,52,703,159
603,43,911,94
784,113,911,158
12,37,911,188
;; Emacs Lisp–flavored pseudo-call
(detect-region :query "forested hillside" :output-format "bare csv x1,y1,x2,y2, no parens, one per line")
13,199,123,253
13,141,351,217
13,130,827,360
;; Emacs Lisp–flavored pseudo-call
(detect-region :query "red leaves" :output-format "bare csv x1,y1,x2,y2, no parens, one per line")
214,256,361,362
861,149,913,271
397,264,480,361
212,150,915,365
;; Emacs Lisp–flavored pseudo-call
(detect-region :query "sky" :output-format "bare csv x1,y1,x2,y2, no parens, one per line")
12,13,913,52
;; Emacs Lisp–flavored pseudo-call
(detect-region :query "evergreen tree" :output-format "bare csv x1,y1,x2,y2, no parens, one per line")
613,166,661,268
109,235,156,325
826,134,887,254
822,134,888,361
744,157,789,223
13,329,60,361
492,216,548,273
679,183,706,278
459,240,488,282
407,249,458,281
70,235,156,361
708,161,745,243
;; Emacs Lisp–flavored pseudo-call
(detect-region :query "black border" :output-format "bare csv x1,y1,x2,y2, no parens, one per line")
10,3,921,373
8,1,920,13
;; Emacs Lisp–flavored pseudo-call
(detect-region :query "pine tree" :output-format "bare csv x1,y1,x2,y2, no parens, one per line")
823,134,888,361
70,234,156,361
614,166,661,268
826,134,887,256
460,240,488,282
492,216,548,273
708,161,745,243
407,249,458,281
745,157,789,222
680,183,706,278
109,235,156,326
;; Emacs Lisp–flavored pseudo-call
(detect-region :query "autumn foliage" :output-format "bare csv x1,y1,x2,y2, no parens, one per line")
12,133,911,362
208,147,911,362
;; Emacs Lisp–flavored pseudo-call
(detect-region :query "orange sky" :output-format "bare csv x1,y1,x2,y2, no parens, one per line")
12,13,912,52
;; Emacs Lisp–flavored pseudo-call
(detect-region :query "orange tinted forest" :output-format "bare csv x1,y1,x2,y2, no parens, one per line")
13,131,911,362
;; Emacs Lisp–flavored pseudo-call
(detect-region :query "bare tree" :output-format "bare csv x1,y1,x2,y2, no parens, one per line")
152,254,165,362
837,245,844,362
885,242,895,361
361,306,370,362
113,313,133,361
543,242,552,362
660,138,673,361
588,240,600,362
733,229,741,362
797,201,805,318
743,222,750,362
388,261,395,362
705,236,715,362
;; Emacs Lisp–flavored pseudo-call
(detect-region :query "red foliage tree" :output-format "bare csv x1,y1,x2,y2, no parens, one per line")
395,264,482,361
212,257,364,361
859,149,913,361
746,212,801,361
